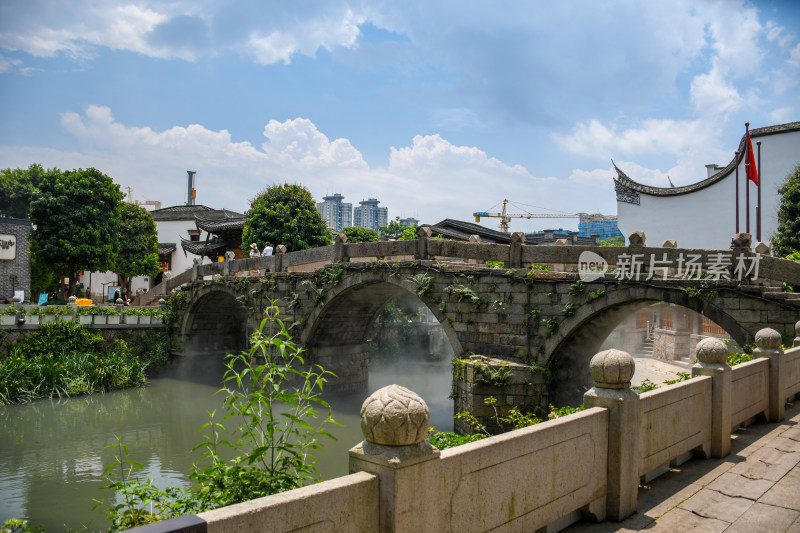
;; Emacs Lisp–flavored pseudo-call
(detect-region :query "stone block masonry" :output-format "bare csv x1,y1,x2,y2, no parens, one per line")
0,218,32,302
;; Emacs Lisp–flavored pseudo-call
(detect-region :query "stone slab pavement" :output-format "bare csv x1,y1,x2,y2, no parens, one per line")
563,400,800,532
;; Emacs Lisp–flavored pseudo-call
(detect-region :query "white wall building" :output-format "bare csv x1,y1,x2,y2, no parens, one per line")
615,122,800,250
80,205,236,302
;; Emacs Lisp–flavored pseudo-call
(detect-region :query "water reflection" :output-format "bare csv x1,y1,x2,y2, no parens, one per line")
0,350,453,531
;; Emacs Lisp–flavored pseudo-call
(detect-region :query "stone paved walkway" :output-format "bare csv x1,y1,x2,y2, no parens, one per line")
563,400,800,532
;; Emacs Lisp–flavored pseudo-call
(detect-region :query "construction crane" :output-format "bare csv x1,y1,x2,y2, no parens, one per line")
474,199,582,233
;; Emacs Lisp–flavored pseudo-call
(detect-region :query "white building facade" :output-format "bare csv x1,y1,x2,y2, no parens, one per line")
353,198,388,233
615,122,800,250
316,193,352,232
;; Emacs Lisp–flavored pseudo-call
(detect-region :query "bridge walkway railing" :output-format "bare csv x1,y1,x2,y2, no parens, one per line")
139,229,800,306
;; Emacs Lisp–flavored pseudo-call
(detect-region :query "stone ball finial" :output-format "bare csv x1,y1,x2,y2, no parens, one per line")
335,233,348,244
695,337,729,364
662,239,677,249
754,241,771,254
554,239,569,246
589,349,635,389
794,320,800,347
275,244,287,254
360,384,430,446
628,231,646,247
731,233,752,250
755,328,782,350
417,226,433,238
468,234,481,243
510,232,526,244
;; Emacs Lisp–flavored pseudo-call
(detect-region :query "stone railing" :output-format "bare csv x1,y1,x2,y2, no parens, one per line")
127,321,800,533
138,230,800,307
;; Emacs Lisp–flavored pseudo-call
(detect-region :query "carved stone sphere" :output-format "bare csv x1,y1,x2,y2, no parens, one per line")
755,328,782,350
589,349,635,388
695,337,729,364
360,384,430,446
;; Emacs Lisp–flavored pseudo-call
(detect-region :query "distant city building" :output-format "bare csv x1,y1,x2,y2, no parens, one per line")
400,217,419,227
316,193,352,232
577,214,623,242
526,229,599,246
353,198,388,232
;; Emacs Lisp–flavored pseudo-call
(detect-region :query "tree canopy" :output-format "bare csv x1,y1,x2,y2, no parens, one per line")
242,183,332,252
116,202,160,293
772,163,800,258
378,217,413,240
341,226,379,243
0,163,52,219
29,168,124,295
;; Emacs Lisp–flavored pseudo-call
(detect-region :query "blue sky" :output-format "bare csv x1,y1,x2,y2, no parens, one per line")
0,0,798,233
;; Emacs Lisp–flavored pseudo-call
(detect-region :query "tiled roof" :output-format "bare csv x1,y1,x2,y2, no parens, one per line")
428,219,512,244
151,205,218,221
613,121,800,198
180,236,230,257
158,242,177,254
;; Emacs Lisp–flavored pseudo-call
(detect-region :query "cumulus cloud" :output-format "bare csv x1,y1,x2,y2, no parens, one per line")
0,107,622,227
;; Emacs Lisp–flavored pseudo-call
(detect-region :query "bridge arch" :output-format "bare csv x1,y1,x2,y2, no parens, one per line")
546,285,747,406
301,271,462,393
181,285,252,353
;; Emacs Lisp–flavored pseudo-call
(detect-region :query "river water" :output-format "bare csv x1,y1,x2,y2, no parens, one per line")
0,350,453,531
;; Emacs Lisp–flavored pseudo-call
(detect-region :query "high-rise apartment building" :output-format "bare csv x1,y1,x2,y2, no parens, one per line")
316,193,352,233
353,198,388,232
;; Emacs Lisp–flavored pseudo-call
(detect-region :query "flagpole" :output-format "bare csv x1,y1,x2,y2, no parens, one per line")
735,150,740,233
745,123,750,234
757,140,761,242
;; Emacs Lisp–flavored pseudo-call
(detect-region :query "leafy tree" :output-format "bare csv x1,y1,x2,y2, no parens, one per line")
242,183,332,252
116,203,160,294
773,163,800,257
0,163,52,219
398,227,418,240
378,216,412,240
29,168,124,296
341,226,379,243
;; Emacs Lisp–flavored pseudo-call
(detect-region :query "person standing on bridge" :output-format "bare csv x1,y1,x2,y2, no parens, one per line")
262,242,273,256
249,243,260,258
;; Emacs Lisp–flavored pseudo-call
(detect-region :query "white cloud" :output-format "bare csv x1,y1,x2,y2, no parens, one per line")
0,107,622,228
552,119,711,160
0,54,21,73
690,64,743,119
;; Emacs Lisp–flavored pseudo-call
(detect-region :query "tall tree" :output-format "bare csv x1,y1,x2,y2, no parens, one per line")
341,226,379,243
116,202,160,294
242,183,332,252
378,217,412,240
0,163,52,219
772,163,800,257
29,168,124,296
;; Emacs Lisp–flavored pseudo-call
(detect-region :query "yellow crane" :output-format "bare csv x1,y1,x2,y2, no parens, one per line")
474,199,581,233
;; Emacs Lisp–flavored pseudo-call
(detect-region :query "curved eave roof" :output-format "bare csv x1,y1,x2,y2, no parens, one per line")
613,121,800,198
180,236,230,256
158,242,177,254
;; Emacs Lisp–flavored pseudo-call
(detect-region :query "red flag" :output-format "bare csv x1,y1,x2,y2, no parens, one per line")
745,131,759,185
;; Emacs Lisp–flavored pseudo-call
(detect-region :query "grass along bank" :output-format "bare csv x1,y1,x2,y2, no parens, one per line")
0,322,171,404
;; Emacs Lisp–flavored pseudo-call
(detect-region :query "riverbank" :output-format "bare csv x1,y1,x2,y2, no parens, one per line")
0,322,172,404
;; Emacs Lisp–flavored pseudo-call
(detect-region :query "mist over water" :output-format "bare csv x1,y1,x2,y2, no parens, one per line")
0,348,453,531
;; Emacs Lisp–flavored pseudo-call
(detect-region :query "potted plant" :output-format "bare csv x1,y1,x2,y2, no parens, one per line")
122,307,139,324
137,308,151,325
103,306,121,325
76,306,94,324
1,305,17,326
150,308,164,325
26,306,44,325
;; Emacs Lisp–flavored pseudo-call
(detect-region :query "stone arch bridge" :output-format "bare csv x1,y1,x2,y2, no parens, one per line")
154,231,800,406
